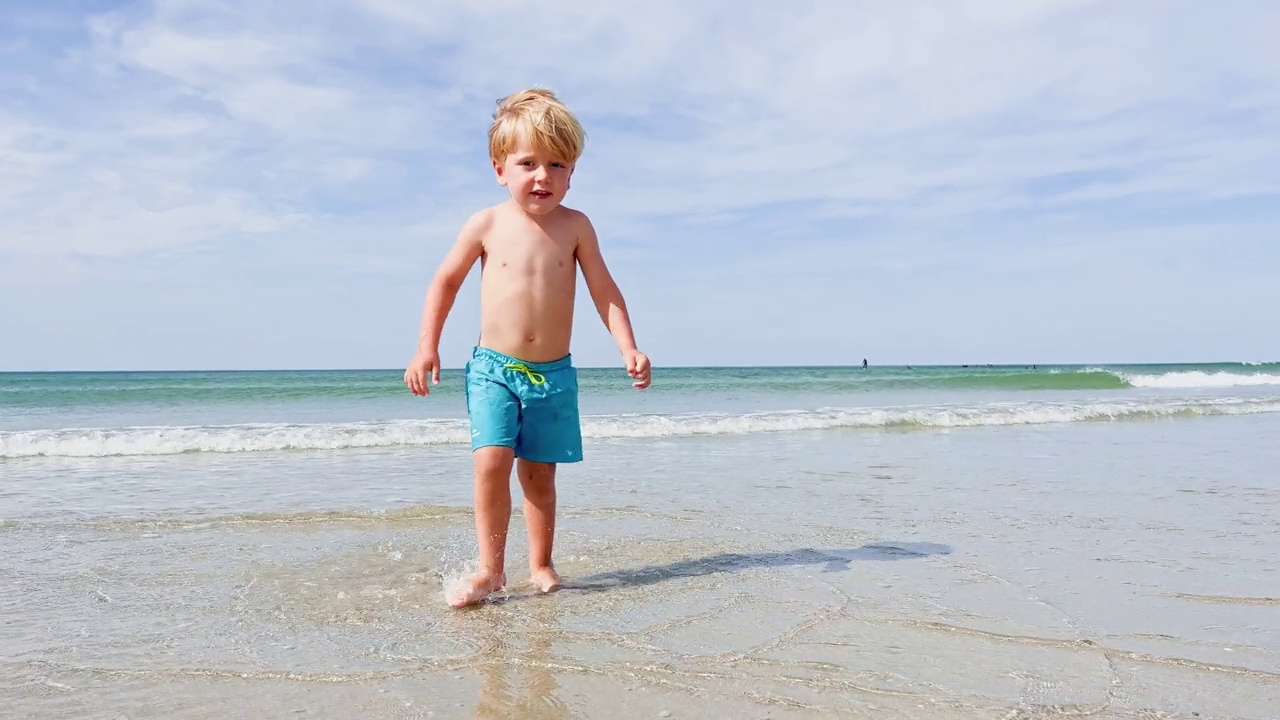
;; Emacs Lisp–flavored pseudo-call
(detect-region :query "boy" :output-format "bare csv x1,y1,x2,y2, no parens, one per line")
403,88,651,608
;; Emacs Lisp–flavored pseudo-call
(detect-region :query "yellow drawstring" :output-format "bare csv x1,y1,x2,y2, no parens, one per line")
504,362,547,385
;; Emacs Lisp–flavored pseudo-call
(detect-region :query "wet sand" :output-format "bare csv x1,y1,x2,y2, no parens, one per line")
3,415,1278,718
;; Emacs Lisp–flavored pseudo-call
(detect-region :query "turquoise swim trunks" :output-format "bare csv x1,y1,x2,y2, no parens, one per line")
464,346,583,463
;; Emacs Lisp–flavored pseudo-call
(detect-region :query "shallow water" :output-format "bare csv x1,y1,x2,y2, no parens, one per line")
3,409,1278,718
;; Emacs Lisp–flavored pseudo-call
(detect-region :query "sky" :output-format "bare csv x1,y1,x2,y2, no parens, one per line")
1,0,1278,371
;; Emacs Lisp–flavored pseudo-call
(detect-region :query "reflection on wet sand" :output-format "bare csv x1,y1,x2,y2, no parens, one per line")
473,597,569,720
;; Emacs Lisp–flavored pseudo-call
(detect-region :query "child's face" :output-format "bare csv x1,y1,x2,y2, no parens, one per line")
493,133,574,215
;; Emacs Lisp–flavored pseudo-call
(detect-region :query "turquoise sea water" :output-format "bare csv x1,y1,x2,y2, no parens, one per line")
3,362,1279,456
3,362,1279,717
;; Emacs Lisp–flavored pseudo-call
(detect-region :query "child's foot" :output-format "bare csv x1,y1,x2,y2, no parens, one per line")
446,571,506,608
530,566,562,594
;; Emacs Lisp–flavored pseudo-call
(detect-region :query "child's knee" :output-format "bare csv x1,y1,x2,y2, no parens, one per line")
517,459,557,486
473,446,514,478
514,456,555,489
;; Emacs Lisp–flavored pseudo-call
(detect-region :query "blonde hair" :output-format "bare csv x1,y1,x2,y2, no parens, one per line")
488,88,586,164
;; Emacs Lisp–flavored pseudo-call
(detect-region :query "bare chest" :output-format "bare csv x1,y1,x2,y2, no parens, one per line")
482,233,577,278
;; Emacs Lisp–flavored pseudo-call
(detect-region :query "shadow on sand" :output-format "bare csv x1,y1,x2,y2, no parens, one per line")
561,542,952,594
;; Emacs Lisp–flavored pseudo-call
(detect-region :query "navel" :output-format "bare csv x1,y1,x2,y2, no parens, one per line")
526,333,537,343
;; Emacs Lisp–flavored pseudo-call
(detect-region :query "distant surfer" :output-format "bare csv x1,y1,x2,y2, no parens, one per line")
862,358,868,369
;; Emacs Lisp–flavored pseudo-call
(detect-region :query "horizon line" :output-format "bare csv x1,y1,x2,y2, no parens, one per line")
1,360,1274,374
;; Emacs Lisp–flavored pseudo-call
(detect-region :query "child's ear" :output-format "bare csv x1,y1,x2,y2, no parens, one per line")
492,158,507,186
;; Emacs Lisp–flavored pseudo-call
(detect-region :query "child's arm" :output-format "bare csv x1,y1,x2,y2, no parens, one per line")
404,213,487,396
575,215,651,389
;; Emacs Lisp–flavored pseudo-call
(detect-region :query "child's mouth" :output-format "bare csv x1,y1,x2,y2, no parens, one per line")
531,190,551,199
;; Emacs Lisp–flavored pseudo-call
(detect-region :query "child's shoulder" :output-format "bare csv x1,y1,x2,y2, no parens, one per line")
463,203,505,227
554,204,590,222
551,205,595,235
455,204,505,244
548,206,597,251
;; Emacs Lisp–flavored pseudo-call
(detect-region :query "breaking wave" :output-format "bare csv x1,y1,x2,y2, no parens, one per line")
1119,370,1280,389
4,396,1279,458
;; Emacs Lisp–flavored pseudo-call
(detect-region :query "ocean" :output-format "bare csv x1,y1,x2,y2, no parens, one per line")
3,362,1279,718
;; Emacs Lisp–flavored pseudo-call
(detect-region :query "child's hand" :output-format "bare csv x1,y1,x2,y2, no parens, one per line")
404,350,441,396
625,350,651,389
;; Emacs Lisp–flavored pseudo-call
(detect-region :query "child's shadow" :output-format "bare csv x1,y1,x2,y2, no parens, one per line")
562,542,952,594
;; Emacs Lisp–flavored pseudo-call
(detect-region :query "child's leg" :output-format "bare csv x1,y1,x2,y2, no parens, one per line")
446,445,515,608
474,446,517,574
516,459,562,592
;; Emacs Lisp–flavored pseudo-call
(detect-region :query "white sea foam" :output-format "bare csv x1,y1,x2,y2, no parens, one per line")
1073,366,1280,388
1121,371,1280,389
4,397,1279,458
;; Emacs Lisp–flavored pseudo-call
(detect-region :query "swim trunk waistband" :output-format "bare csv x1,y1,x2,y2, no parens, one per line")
471,346,573,372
